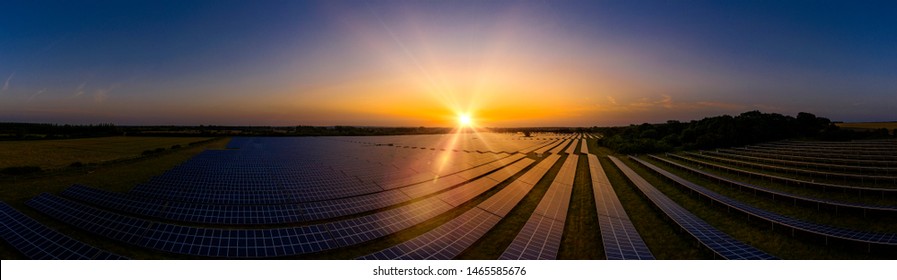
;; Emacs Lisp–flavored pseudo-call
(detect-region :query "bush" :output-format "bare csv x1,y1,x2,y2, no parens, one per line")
1,166,42,175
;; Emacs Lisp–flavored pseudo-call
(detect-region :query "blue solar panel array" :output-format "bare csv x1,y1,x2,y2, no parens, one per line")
360,156,555,260
58,151,526,226
745,145,897,162
722,148,896,168
648,155,897,215
0,202,126,260
632,156,897,247
586,155,654,260
704,150,897,175
61,184,306,225
668,154,897,195
360,208,502,260
685,152,897,185
27,154,532,258
500,155,578,260
609,156,777,260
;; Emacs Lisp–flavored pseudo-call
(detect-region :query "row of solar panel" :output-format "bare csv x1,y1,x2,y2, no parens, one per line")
705,150,897,175
736,147,897,167
760,140,897,149
548,139,572,155
128,153,522,205
757,143,897,155
163,142,505,175
360,155,558,260
342,133,557,154
586,155,654,260
0,202,126,260
668,153,897,195
608,156,777,259
500,155,578,260
532,139,562,154
130,148,514,202
64,157,529,225
564,139,579,154
27,159,534,258
720,148,897,169
517,139,563,154
747,146,897,161
437,159,534,207
632,157,897,246
777,139,897,145
649,155,897,214
686,152,897,185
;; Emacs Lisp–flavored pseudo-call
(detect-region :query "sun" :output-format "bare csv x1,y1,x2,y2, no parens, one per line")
458,114,473,127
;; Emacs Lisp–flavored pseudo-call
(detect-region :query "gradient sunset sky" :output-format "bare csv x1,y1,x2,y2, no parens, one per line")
1,0,895,127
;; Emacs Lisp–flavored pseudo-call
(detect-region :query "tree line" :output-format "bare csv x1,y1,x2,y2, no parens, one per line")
0,123,119,140
596,111,894,154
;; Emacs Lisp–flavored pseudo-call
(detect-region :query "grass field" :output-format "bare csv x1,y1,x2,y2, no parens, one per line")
836,122,897,134
0,137,213,170
1,135,893,260
0,137,229,259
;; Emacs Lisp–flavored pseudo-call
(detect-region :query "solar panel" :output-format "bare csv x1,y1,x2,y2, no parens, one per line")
499,155,578,260
747,145,897,161
703,150,897,175
632,156,897,247
564,139,578,154
648,155,897,214
0,202,126,260
533,139,561,154
668,153,897,195
29,157,529,258
359,208,502,260
685,152,897,185
437,159,534,207
609,156,777,260
587,155,654,260
360,155,555,260
499,212,564,260
721,148,896,168
549,139,571,154
479,156,560,217
754,144,897,157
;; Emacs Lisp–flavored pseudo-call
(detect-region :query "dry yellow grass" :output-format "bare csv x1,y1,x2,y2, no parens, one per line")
0,136,212,170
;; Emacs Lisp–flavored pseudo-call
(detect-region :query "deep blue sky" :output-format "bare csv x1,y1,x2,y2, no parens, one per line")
1,0,895,126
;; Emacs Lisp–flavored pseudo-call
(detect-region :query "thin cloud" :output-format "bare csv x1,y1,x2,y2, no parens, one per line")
2,73,12,92
28,88,47,102
94,89,109,103
592,94,750,113
74,81,87,97
696,101,745,110
660,94,673,109
41,33,70,53
606,96,618,105
93,84,120,103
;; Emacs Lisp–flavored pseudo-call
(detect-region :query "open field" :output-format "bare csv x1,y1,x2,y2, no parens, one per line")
0,133,894,260
0,136,230,259
0,137,213,170
837,122,897,134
